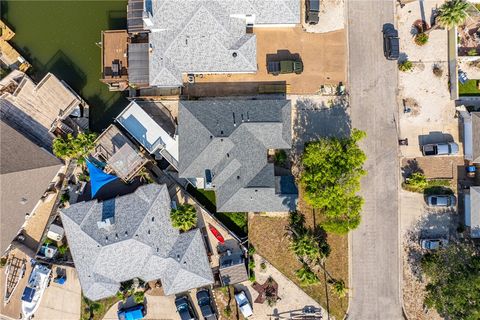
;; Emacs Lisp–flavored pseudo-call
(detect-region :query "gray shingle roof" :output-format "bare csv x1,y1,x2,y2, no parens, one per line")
147,0,300,87
178,100,297,212
60,184,213,301
0,120,62,254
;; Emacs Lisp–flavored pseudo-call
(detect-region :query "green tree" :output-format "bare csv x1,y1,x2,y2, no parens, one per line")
53,132,97,165
329,279,348,298
295,264,319,285
133,291,145,304
170,204,198,232
436,0,469,30
300,129,367,234
58,244,69,256
422,242,480,319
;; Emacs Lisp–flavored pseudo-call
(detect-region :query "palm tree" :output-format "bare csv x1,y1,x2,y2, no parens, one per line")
427,0,469,33
295,264,319,285
53,132,97,164
170,204,198,232
329,279,348,298
291,232,320,261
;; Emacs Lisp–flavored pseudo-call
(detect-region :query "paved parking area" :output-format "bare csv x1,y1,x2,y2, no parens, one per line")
34,266,82,320
235,254,324,320
397,0,461,158
190,26,346,95
103,294,179,320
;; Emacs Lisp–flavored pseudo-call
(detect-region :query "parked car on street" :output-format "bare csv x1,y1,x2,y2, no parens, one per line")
306,0,320,25
267,60,303,75
175,296,197,320
196,289,217,320
422,142,459,156
382,23,399,60
420,238,449,250
426,195,456,208
117,304,146,320
235,291,253,318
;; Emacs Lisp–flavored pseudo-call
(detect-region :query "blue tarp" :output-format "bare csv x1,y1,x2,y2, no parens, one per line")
125,308,144,320
86,160,118,197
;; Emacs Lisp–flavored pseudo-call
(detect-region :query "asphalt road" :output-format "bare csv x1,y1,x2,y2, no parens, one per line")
346,0,404,319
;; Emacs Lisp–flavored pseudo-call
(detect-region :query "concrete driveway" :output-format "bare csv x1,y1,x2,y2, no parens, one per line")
347,0,404,318
34,266,81,320
188,26,346,95
236,254,324,320
102,294,179,320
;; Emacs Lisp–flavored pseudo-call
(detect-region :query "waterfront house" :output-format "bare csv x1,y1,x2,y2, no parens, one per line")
178,99,298,212
0,120,63,256
0,71,89,150
60,184,214,301
128,0,299,88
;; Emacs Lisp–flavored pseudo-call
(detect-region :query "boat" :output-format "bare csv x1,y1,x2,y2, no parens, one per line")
208,224,225,244
21,264,51,319
3,255,26,305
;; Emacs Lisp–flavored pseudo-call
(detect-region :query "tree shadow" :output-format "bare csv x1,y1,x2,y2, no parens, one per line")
404,210,459,282
107,10,127,30
292,96,351,161
401,158,424,179
88,93,129,132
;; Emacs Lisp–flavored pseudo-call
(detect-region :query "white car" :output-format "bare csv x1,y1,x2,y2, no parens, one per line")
235,291,253,318
421,238,449,250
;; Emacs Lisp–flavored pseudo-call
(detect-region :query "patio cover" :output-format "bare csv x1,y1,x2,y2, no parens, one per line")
86,160,118,197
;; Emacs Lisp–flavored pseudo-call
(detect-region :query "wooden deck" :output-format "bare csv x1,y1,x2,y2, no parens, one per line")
101,30,128,87
0,20,30,72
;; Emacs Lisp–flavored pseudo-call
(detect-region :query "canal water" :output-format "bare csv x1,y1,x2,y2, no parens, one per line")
1,0,129,132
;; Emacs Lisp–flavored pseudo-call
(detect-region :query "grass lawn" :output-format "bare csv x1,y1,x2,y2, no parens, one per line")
459,80,480,96
80,295,119,320
249,190,348,319
187,185,217,213
215,212,248,238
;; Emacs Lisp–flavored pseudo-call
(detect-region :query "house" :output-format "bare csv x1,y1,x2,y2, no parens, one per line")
461,111,480,163
465,186,480,238
91,124,149,182
219,251,248,286
178,100,298,212
60,184,214,301
116,101,179,168
143,0,300,87
0,120,63,256
0,71,89,150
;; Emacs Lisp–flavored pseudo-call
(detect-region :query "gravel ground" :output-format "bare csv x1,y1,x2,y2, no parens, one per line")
302,0,345,34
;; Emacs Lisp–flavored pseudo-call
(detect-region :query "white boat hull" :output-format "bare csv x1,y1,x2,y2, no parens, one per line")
21,264,51,319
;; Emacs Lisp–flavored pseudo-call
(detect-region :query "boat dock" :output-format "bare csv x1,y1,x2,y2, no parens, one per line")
0,20,31,72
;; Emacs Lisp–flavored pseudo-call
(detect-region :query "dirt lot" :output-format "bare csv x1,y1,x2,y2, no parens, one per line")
188,26,346,95
248,195,349,320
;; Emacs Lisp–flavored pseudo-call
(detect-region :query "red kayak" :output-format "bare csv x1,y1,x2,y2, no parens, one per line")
208,224,225,244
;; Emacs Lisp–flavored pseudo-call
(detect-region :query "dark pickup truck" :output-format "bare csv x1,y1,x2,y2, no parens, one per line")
267,60,303,75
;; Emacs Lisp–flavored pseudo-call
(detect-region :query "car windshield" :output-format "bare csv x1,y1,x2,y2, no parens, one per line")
431,197,437,205
198,297,209,306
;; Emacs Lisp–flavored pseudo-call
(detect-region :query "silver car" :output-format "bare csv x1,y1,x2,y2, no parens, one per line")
421,238,449,250
426,195,456,208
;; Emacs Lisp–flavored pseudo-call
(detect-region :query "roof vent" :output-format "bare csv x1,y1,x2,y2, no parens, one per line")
221,130,224,135
232,52,237,57
125,231,128,236
115,233,119,239
148,229,151,235
227,153,230,158
151,217,155,222
20,197,28,205
177,254,180,261
237,176,240,180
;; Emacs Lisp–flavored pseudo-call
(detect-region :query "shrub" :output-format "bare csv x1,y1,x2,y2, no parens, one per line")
170,204,197,232
248,245,256,256
58,244,69,256
0,257,7,267
295,264,319,285
223,306,232,317
260,262,267,270
468,48,478,56
248,259,255,270
133,291,145,304
415,33,429,46
274,150,288,166
402,172,451,193
398,60,414,72
60,192,70,204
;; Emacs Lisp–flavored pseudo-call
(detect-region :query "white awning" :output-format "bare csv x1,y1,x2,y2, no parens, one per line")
116,101,179,162
464,116,473,161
